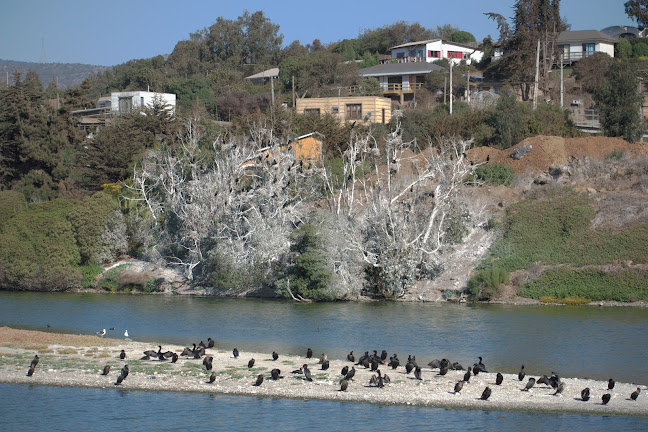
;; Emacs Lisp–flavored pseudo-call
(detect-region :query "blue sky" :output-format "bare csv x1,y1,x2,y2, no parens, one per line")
0,0,635,66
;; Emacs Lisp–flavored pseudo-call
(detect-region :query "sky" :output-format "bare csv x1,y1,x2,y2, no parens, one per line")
0,0,636,66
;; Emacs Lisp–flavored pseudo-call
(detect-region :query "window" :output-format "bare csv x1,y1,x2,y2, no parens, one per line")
582,43,595,57
304,108,320,116
447,51,463,59
428,50,440,58
345,103,362,120
331,107,339,114
118,97,132,114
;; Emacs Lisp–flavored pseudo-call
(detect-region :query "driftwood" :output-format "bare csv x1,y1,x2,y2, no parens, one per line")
285,279,313,303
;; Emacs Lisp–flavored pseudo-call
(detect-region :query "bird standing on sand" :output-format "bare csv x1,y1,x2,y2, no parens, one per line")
101,365,111,375
463,367,472,383
495,373,503,385
345,366,356,381
454,381,464,394
602,393,611,405
271,368,281,380
340,379,349,391
306,348,313,359
481,387,492,400
124,330,129,339
581,388,591,401
414,367,423,380
272,351,279,361
631,387,641,400
233,348,239,358
518,365,525,381
31,355,39,368
523,378,536,391
254,374,264,386
119,350,126,360
208,372,216,384
608,379,615,390
347,351,355,363
553,381,565,396
303,365,313,382
248,358,255,368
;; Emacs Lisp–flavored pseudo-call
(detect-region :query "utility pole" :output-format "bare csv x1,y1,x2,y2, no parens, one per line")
449,60,453,114
533,39,540,110
292,75,295,108
466,68,470,105
560,52,565,108
443,77,447,104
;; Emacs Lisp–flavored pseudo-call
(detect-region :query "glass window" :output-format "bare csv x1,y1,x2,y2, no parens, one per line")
304,108,320,116
345,104,362,120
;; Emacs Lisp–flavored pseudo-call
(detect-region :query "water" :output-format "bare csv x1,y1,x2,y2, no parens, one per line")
1,292,646,383
0,384,646,432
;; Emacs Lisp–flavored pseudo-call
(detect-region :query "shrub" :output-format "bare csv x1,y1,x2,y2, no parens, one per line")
470,163,515,186
81,263,103,288
467,265,509,300
607,149,624,160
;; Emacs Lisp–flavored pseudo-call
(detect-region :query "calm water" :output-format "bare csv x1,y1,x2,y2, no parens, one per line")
1,383,646,432
0,291,647,383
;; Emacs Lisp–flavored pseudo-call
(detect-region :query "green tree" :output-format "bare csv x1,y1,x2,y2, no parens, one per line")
360,21,434,54
625,0,648,29
616,37,633,59
487,86,531,148
572,52,615,93
450,30,477,43
594,62,644,142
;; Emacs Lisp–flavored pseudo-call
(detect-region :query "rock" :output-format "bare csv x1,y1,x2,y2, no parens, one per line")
510,145,532,160
587,188,597,194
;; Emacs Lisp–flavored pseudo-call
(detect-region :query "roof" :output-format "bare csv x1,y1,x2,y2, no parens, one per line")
390,39,482,52
359,62,447,77
245,67,279,80
601,25,643,39
557,30,618,44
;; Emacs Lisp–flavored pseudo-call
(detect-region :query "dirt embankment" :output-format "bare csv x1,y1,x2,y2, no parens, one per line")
1,327,646,416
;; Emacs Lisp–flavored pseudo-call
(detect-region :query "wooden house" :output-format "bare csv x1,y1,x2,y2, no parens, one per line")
295,96,392,124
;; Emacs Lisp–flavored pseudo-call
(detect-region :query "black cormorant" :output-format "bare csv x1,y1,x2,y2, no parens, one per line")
481,386,492,400
523,377,536,391
254,374,264,386
581,387,591,401
495,372,503,385
518,365,525,381
602,393,611,405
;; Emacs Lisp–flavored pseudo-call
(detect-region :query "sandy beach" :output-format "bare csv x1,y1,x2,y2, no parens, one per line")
0,327,645,417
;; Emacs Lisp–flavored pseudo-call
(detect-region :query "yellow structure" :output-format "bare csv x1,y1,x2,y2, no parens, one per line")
290,132,323,163
296,96,392,124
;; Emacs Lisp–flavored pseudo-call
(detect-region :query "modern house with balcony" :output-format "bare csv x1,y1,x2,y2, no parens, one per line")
557,30,617,65
358,62,447,104
295,96,392,124
388,39,483,65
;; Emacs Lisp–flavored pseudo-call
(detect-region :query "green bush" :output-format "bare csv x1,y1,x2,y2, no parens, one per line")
81,263,103,288
607,149,624,160
467,265,509,300
470,163,515,186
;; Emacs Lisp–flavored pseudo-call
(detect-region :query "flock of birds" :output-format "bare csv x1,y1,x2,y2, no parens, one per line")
24,336,644,406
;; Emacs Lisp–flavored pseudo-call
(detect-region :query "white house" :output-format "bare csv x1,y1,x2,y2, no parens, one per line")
556,30,617,64
109,91,176,115
358,62,447,103
388,39,483,65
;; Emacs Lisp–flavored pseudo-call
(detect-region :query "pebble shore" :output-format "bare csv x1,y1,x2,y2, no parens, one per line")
0,327,645,417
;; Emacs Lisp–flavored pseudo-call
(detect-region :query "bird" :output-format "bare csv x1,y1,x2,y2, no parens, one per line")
306,348,313,359
204,356,213,371
271,368,282,380
303,365,313,382
481,386,492,400
496,372,503,385
518,365,525,381
171,353,178,363
119,350,126,360
524,377,536,391
347,351,355,363
115,374,124,385
477,357,487,373
602,393,611,405
380,350,388,362
233,348,239,358
537,375,550,386
375,370,385,388
345,366,356,381
340,379,349,391
405,362,414,374
143,348,158,358
554,381,565,396
27,365,36,377
454,381,464,394
120,364,129,379
341,366,349,376
96,329,106,338
30,355,39,368
248,358,255,368
463,367,472,383
321,360,330,370
631,387,641,400
370,360,379,372
101,365,111,375
390,355,399,369
208,372,216,384
608,379,615,390
254,374,264,386
581,387,591,401
438,364,448,376
319,353,328,364
124,330,129,339
207,338,215,348
272,351,279,361
414,367,423,380
291,367,303,374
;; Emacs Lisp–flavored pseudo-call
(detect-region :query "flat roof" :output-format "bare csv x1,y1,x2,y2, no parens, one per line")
359,62,447,77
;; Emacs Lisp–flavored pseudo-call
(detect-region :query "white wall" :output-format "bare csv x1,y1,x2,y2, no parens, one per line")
391,40,482,65
110,91,176,114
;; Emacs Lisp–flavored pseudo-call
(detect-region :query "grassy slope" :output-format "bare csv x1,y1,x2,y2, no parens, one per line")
477,188,648,302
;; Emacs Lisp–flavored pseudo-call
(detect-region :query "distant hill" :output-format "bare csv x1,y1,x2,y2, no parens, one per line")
0,59,110,90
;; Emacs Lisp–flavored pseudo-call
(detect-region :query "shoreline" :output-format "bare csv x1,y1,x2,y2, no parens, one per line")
0,327,646,417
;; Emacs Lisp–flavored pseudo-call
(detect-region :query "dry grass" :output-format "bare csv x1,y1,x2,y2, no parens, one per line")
57,348,78,355
0,327,118,348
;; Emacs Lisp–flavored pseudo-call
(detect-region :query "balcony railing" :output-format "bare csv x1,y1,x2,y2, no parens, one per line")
380,56,428,64
558,51,599,64
347,82,424,95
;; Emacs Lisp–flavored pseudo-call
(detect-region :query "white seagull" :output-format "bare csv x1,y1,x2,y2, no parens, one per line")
96,328,106,337
124,330,129,339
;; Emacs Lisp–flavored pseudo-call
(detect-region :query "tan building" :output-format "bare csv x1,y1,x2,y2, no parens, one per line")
296,96,392,124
